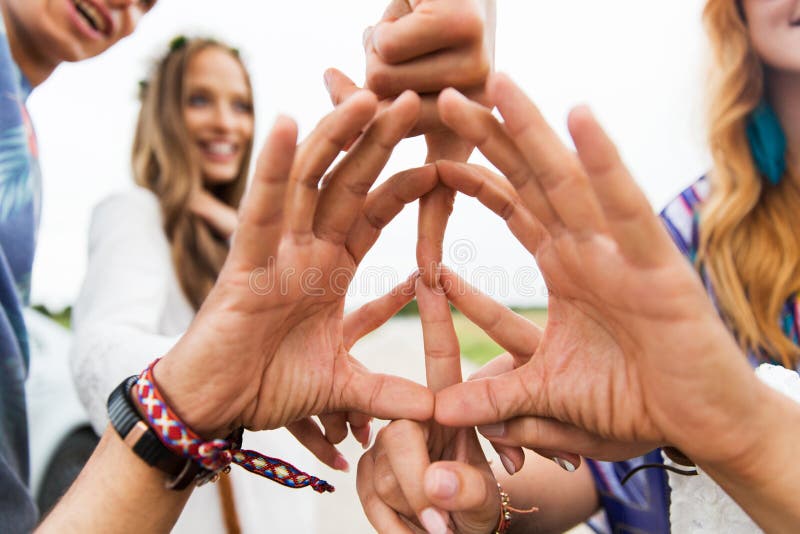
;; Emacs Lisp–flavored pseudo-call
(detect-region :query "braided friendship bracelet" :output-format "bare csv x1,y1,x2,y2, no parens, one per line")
135,360,334,493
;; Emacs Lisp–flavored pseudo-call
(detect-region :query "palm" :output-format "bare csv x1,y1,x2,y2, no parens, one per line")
434,73,754,463
159,90,437,439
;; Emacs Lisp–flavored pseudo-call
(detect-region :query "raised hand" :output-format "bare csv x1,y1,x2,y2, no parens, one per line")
151,89,440,441
432,73,762,469
288,274,419,470
357,279,499,534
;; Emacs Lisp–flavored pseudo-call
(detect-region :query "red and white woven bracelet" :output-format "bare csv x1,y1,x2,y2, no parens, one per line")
134,359,334,493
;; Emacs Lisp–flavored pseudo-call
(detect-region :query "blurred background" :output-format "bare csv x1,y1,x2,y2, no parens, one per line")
24,2,713,530
29,0,709,316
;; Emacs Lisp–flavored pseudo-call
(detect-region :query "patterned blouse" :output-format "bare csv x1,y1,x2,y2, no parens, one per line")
587,175,800,533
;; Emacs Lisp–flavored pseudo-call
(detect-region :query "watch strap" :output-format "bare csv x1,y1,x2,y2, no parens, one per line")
107,375,205,490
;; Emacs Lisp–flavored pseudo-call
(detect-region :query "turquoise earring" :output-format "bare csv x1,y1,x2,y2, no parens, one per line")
746,100,786,186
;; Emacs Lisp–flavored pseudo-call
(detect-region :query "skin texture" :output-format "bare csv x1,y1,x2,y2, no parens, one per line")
426,73,800,532
358,280,498,534
39,88,447,532
327,0,495,287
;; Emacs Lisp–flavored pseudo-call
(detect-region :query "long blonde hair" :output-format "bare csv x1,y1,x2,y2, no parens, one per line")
700,0,800,366
132,38,254,310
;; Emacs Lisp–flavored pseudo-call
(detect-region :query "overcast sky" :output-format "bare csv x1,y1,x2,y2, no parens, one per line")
27,0,709,309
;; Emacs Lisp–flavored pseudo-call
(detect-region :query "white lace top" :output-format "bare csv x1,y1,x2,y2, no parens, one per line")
70,188,318,533
666,364,800,533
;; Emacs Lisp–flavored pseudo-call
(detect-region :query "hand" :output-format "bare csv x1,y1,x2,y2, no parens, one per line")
326,0,493,140
153,89,439,440
432,73,764,468
437,266,583,471
357,280,499,534
288,274,419,471
365,0,494,99
188,189,238,239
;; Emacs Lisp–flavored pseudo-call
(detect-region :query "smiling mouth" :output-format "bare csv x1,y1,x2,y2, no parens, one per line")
72,0,109,35
200,141,239,159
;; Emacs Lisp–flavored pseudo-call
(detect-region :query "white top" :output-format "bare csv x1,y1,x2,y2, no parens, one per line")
70,188,318,533
666,363,800,533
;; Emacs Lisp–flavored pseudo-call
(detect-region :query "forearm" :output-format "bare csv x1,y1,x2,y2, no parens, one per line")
37,428,192,533
496,450,598,534
700,384,800,533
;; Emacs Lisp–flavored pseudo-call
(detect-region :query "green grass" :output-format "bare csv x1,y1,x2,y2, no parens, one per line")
32,304,72,329
453,308,547,366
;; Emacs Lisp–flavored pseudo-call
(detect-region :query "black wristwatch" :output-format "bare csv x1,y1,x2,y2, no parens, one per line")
107,375,206,490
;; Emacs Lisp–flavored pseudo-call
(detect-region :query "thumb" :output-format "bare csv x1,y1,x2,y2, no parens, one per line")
435,365,540,427
340,366,434,421
424,461,499,532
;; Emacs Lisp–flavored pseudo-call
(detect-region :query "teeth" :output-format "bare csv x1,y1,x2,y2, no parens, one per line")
206,142,236,156
73,0,108,34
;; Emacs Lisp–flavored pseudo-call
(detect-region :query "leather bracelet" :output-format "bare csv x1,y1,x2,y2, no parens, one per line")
107,375,207,490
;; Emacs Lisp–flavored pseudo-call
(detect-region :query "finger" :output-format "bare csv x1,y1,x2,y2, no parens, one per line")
435,161,549,255
417,184,454,287
231,116,297,267
369,4,483,65
368,45,489,98
488,73,607,236
346,164,439,264
343,272,419,350
372,449,418,521
466,352,516,381
568,105,673,265
286,90,378,239
348,412,373,449
439,266,541,366
434,366,537,427
357,451,417,533
417,278,462,393
319,413,348,444
314,91,421,244
339,366,434,422
286,418,349,471
324,68,362,108
490,443,525,476
437,90,561,231
424,461,499,528
478,415,654,462
380,421,451,534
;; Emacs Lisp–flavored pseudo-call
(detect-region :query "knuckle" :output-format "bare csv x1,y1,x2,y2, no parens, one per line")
365,63,394,98
373,466,400,501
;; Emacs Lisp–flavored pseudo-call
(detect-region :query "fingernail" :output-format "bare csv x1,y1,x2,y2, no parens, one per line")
427,468,458,499
363,425,374,450
499,454,516,475
477,423,505,438
323,70,332,92
334,454,350,472
420,507,448,534
442,87,468,102
362,25,375,50
553,457,576,472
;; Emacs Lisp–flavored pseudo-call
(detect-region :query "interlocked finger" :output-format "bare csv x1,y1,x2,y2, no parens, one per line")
286,90,377,239
488,73,608,237
314,91,421,244
346,165,439,264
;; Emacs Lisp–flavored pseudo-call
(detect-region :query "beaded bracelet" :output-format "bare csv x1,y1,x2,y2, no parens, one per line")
495,482,538,533
135,360,334,493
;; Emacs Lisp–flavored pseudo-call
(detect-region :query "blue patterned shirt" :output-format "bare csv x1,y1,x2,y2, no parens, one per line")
0,10,42,532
